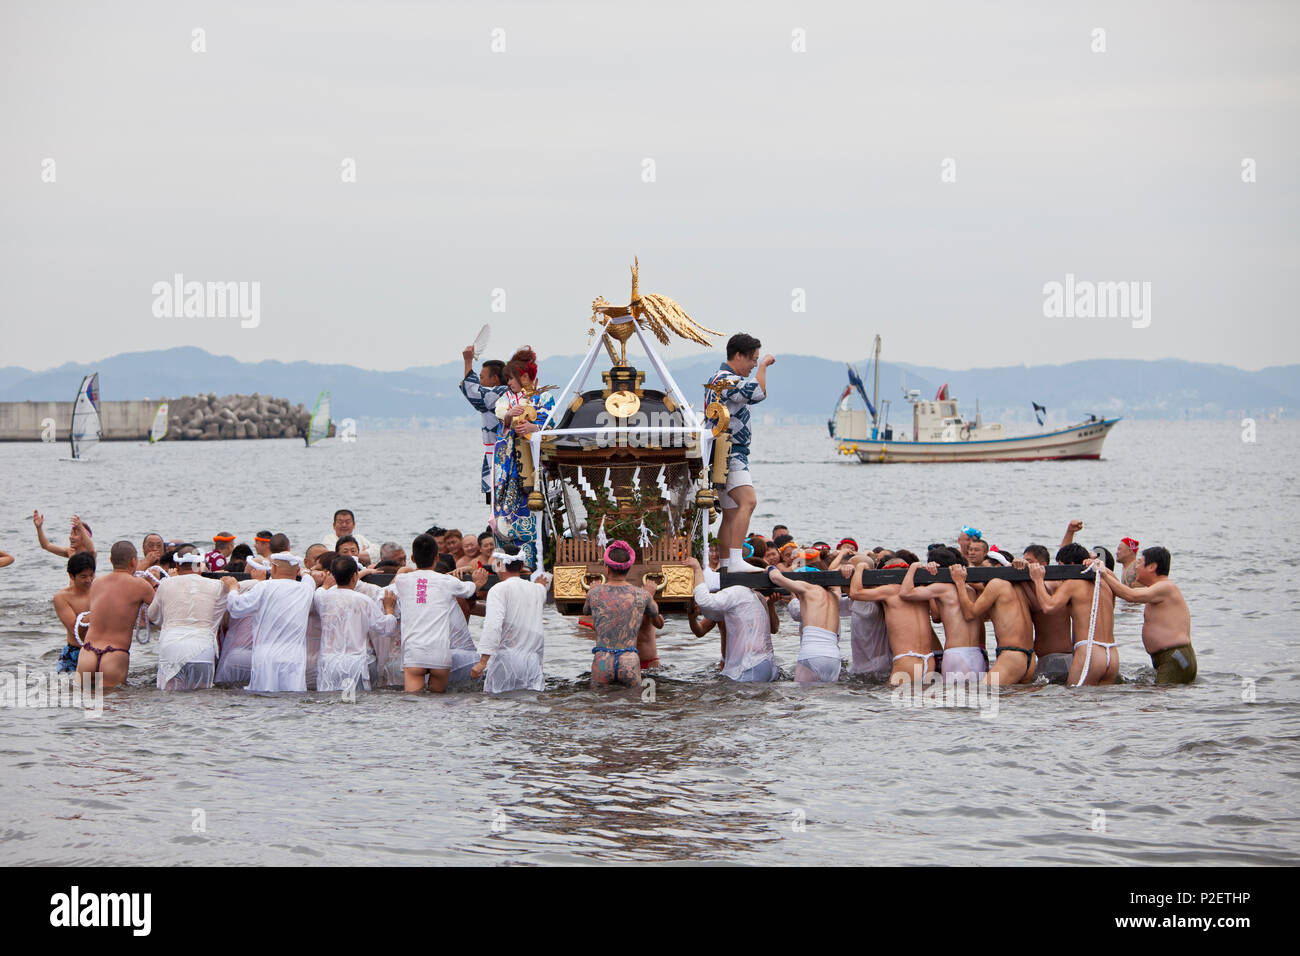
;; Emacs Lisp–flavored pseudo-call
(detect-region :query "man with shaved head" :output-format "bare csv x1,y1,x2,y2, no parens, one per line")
76,541,159,689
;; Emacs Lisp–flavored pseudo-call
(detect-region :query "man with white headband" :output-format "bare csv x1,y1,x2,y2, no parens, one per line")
986,548,1012,567
387,533,489,693
148,551,228,690
471,547,550,693
222,544,321,692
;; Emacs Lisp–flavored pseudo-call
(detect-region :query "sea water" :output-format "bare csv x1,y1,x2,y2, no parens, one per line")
0,421,1295,864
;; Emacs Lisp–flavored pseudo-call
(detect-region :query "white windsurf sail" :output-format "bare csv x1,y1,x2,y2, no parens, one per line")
69,373,102,460
149,401,169,443
306,391,331,446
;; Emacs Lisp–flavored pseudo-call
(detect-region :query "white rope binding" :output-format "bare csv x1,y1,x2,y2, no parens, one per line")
1073,559,1104,688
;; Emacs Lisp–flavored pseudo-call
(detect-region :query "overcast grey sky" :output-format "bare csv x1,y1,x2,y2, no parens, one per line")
2,0,1296,373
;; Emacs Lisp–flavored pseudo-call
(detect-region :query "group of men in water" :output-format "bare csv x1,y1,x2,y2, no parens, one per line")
24,501,1194,697
13,330,1193,696
32,511,551,695
697,521,1196,689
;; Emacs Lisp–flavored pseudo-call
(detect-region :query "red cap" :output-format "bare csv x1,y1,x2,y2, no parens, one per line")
1121,537,1139,552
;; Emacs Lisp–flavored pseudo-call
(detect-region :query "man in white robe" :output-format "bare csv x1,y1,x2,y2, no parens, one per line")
215,559,269,685
148,552,227,690
313,555,398,693
471,554,550,693
387,534,489,693
686,558,779,682
223,552,320,692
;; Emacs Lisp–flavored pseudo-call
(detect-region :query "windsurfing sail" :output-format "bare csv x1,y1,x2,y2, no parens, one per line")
149,401,169,443
69,373,102,460
306,391,331,446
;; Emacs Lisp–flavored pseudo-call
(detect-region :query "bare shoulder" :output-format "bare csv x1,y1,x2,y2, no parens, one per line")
1154,579,1186,602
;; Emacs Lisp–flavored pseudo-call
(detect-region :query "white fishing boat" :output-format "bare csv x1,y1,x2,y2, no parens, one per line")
149,401,169,443
65,373,102,461
829,336,1120,463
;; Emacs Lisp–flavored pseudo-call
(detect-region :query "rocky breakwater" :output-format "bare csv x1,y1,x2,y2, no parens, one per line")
168,393,312,440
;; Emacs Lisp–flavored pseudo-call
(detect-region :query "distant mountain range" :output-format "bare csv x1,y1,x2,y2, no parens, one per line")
0,347,1294,426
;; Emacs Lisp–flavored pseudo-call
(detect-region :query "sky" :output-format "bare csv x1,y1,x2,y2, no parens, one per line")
2,0,1297,373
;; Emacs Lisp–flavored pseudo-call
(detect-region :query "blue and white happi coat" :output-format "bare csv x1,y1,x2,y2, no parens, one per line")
491,389,555,570
460,371,508,493
703,362,766,468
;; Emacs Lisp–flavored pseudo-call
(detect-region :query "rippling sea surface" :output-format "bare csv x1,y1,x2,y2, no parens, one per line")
1,421,1297,865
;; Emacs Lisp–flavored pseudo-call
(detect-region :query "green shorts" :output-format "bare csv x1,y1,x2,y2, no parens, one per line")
1150,644,1197,684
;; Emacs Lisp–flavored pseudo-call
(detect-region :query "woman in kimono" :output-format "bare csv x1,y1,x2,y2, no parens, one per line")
491,346,554,570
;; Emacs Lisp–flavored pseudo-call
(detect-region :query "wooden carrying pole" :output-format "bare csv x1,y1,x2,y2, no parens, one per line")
718,564,1096,591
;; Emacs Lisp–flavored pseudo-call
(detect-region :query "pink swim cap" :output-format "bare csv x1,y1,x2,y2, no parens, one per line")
603,540,635,571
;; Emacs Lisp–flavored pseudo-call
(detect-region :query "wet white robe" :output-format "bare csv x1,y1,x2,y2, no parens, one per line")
846,598,891,675
312,586,397,692
387,571,476,670
353,580,401,686
215,579,259,684
693,584,776,681
226,575,317,692
147,572,227,690
479,575,547,693
447,598,480,684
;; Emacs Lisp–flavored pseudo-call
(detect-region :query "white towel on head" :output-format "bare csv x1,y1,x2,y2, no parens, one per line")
270,552,301,566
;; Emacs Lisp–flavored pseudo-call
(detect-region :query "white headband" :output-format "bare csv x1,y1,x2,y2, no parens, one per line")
174,553,203,566
246,557,271,572
986,551,1011,567
492,550,523,565
270,552,301,567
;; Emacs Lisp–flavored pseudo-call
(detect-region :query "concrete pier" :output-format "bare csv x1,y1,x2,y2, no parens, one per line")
0,394,312,441
0,401,155,441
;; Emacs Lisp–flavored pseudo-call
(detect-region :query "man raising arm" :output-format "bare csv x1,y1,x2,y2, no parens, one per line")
706,333,775,572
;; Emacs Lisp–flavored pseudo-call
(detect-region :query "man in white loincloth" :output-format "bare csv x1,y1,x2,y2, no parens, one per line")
769,566,843,684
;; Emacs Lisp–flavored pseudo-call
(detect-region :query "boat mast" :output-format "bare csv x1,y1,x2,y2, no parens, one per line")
871,334,881,439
